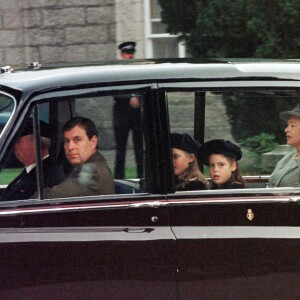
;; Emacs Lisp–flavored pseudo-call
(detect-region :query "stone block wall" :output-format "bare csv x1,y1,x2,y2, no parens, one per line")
168,92,233,142
115,0,145,59
0,0,117,69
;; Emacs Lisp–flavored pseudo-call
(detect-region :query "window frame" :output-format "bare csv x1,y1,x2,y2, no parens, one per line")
0,83,171,205
162,81,300,196
143,0,186,58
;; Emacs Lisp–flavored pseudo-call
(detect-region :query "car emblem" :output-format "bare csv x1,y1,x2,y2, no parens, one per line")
246,209,254,221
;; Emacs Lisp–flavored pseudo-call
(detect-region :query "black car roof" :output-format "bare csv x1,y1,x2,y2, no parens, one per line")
1,58,300,98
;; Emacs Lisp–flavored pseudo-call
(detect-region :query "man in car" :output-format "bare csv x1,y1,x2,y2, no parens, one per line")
1,120,65,200
42,116,115,198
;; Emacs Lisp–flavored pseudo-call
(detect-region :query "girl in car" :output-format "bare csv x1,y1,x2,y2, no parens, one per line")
202,139,245,189
171,133,209,191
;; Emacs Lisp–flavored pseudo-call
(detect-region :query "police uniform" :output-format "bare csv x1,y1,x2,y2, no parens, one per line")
113,93,143,179
113,41,143,179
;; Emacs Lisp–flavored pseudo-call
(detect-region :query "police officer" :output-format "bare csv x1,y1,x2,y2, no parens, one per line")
113,41,143,179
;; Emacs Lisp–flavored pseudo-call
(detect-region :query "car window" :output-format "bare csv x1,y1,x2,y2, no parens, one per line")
0,101,50,188
0,91,146,201
0,93,14,135
167,89,298,190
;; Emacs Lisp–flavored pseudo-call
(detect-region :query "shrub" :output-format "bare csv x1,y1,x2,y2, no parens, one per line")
239,133,278,173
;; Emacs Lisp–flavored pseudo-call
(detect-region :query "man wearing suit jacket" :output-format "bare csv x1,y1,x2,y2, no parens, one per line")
42,116,115,198
2,120,65,200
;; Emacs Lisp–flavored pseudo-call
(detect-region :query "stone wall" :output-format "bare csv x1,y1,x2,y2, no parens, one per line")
168,92,233,142
0,0,117,69
115,0,144,59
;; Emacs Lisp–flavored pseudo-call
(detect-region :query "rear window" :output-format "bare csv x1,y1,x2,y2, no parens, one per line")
167,89,298,189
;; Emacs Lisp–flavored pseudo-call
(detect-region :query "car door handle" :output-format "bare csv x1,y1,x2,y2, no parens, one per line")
128,201,161,209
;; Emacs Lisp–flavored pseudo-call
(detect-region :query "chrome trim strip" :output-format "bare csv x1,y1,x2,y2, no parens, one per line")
0,200,168,216
0,91,16,139
167,196,292,206
0,203,130,216
159,81,300,88
172,226,300,239
0,195,293,216
173,186,300,196
0,226,175,242
32,84,151,101
1,226,298,243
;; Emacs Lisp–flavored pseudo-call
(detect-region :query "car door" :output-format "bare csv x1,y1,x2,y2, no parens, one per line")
162,84,300,299
0,195,176,300
0,84,177,300
168,191,300,300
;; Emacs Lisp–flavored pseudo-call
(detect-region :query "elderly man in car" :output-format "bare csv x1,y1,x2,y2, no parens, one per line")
2,120,65,200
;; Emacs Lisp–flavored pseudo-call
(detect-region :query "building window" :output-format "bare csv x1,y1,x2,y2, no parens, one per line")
144,0,186,58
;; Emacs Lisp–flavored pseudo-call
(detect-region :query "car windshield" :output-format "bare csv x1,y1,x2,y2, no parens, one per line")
0,93,14,135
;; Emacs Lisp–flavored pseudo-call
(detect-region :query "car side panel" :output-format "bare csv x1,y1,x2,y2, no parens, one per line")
168,195,300,300
0,198,177,300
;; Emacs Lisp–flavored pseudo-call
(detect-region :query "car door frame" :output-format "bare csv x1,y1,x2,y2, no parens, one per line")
158,80,300,299
0,81,178,299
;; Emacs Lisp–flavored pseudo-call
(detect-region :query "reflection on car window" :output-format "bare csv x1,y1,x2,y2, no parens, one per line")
167,89,298,190
0,93,14,135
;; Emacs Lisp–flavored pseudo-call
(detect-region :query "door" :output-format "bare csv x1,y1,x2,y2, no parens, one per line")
163,85,300,299
0,195,177,300
168,193,300,300
0,84,177,299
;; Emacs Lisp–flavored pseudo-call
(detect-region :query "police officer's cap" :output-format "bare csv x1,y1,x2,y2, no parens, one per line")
202,139,242,165
118,41,136,53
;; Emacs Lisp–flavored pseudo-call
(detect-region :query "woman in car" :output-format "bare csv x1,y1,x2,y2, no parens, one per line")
171,133,209,191
202,139,245,189
269,104,300,187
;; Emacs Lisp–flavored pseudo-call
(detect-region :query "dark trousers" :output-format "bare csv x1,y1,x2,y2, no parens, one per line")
113,107,143,179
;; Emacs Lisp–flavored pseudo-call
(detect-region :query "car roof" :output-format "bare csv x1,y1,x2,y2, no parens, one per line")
1,58,300,98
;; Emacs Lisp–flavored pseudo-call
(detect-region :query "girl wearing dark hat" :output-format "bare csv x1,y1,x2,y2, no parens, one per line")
170,133,209,191
202,139,245,189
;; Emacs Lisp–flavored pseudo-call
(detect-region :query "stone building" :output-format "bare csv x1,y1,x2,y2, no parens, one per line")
0,0,184,68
